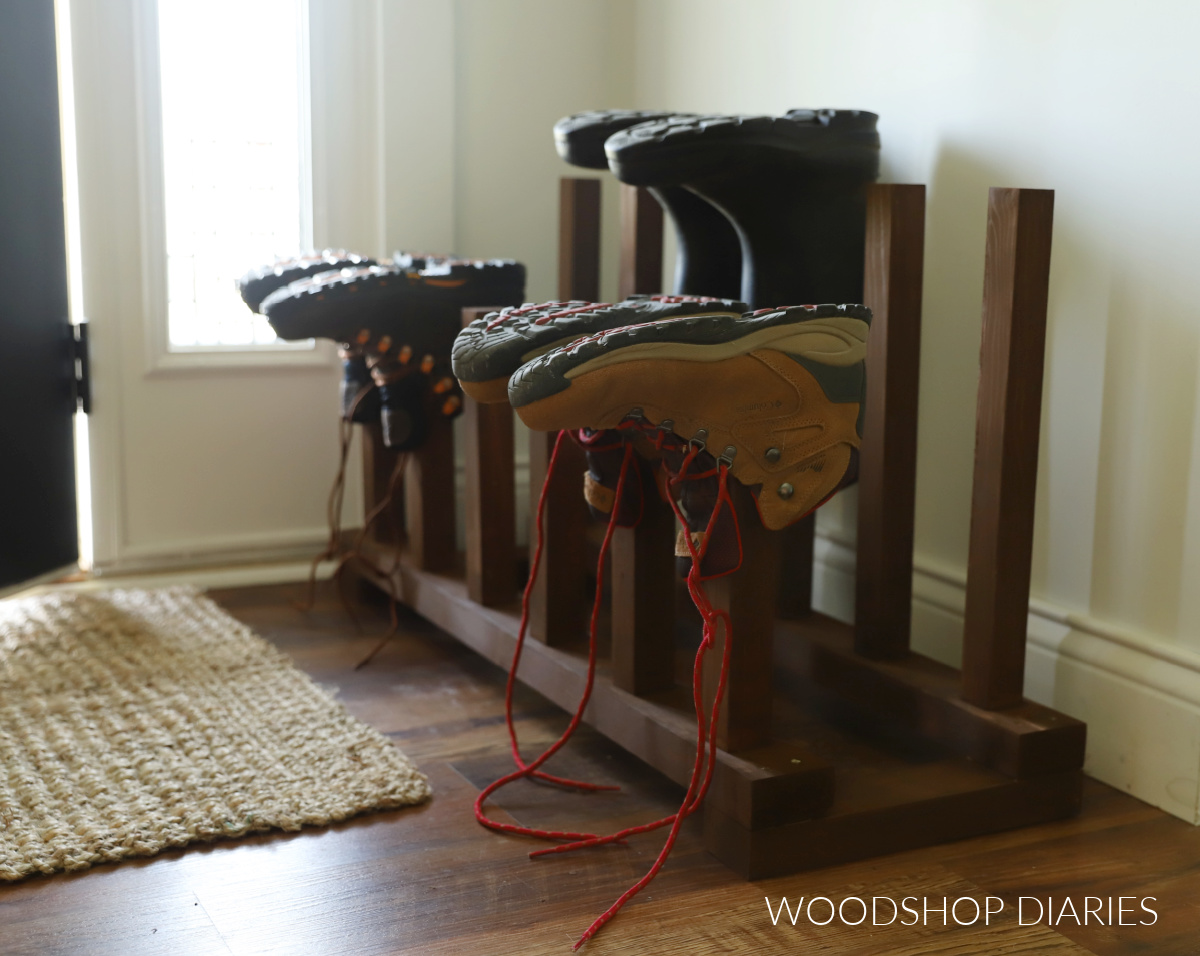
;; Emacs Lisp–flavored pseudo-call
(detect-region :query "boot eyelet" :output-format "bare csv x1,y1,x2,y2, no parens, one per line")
778,482,794,499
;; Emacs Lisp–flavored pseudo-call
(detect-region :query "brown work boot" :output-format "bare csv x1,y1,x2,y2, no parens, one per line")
509,303,870,560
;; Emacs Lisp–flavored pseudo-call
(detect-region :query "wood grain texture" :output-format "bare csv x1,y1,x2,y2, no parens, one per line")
854,183,926,658
526,430,590,646
610,461,676,695
775,611,1085,780
618,184,664,300
558,177,601,303
704,480,779,753
705,770,1083,880
461,307,517,607
352,543,830,831
775,515,814,619
522,176,607,644
0,584,1184,956
360,421,404,545
401,417,457,573
962,188,1055,709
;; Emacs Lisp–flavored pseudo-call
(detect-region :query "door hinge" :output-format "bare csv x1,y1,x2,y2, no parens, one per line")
71,321,91,414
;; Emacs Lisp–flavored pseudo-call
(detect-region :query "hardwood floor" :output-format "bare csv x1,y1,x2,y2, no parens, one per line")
1,582,1197,955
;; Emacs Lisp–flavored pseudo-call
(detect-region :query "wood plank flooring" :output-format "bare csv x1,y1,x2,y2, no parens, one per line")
1,583,1196,955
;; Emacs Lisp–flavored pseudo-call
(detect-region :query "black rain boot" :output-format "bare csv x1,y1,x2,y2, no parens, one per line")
605,110,880,309
554,109,743,300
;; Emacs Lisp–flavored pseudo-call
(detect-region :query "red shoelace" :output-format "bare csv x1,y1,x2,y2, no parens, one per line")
473,422,741,949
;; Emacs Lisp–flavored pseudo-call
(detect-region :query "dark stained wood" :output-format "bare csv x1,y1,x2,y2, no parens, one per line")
705,770,1083,880
461,306,517,607
525,430,590,646
402,417,457,573
610,460,676,695
1,584,1186,956
360,421,404,544
522,175,606,644
353,542,831,830
962,188,1055,709
700,480,777,754
854,183,926,658
354,522,1084,851
776,611,1086,779
775,515,814,619
618,184,664,299
558,177,601,302
353,176,1085,903
355,180,1079,885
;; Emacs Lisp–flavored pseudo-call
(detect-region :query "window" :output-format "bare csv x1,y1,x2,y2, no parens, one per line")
157,0,310,349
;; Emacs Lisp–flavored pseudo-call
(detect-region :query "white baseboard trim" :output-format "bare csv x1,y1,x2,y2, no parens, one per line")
20,558,339,597
110,525,333,564
813,529,1200,825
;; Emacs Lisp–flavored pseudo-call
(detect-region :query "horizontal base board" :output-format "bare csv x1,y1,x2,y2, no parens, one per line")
704,769,1083,880
354,545,833,830
775,612,1087,779
356,545,1085,876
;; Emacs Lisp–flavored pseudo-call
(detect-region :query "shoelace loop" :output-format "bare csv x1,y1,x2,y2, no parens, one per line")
475,419,741,949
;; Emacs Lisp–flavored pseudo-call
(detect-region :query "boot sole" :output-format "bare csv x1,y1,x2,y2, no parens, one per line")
452,297,745,403
554,109,687,170
510,304,870,530
263,263,525,343
237,251,375,314
509,304,870,411
606,114,879,187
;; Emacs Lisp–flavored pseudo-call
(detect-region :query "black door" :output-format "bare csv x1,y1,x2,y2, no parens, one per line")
0,1,80,591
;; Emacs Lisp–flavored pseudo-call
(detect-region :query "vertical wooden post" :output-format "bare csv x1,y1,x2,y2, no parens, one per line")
558,178,601,303
775,516,814,619
704,481,778,752
403,417,457,573
361,421,405,545
527,432,589,645
611,463,676,694
609,181,675,693
854,184,926,658
528,177,602,645
462,306,516,607
961,188,1054,710
618,184,664,300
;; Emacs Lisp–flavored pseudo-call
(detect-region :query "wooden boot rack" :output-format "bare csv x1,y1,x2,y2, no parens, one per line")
355,179,1085,878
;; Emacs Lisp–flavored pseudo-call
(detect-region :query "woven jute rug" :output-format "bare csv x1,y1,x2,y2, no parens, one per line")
0,586,430,881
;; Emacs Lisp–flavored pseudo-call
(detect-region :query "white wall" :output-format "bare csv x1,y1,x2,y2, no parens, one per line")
451,0,636,303
626,0,1200,821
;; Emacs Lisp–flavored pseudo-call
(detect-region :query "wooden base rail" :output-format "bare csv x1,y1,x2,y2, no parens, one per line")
354,178,1085,878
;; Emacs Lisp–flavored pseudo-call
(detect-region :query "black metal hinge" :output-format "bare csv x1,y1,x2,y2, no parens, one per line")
71,321,91,414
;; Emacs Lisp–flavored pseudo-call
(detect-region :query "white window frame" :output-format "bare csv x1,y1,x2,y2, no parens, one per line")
131,0,333,374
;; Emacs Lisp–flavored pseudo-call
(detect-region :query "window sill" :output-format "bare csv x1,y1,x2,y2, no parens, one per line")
144,340,338,376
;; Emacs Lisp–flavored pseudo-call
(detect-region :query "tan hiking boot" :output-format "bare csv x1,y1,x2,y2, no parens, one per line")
509,303,870,532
